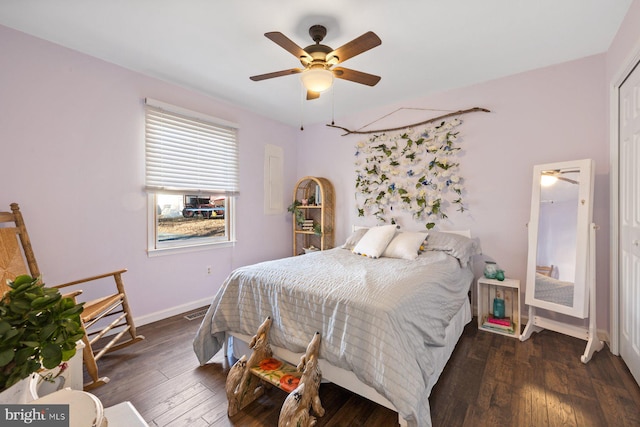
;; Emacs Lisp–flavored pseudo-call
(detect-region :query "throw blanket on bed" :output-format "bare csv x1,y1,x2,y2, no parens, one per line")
193,248,473,426
534,272,575,307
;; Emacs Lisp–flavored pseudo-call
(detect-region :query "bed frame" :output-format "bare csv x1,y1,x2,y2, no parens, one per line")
226,330,403,422
223,229,474,427
225,294,471,427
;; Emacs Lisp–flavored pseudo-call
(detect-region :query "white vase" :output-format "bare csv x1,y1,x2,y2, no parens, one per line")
33,374,66,397
0,374,36,404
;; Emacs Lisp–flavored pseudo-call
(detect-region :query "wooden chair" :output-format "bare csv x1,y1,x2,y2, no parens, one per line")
0,203,144,390
536,265,554,276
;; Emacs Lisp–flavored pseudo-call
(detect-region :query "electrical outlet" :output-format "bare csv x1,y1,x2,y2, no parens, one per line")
206,266,212,275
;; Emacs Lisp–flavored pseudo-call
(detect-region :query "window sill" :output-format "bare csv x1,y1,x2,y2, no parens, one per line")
147,240,236,257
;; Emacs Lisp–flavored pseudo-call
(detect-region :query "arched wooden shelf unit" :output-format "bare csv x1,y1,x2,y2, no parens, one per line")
292,176,335,256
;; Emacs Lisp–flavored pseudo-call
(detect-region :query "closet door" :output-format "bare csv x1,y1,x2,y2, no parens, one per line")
619,60,640,386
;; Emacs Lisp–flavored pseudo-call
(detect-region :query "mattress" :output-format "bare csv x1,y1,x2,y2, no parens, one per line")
534,272,574,307
227,295,470,427
193,247,473,427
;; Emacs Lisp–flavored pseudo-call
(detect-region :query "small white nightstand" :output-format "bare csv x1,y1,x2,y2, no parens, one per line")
477,277,521,338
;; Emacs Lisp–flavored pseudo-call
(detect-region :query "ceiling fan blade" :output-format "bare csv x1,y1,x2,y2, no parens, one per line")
544,168,580,174
327,32,381,64
332,67,381,86
250,68,303,81
558,176,579,185
541,171,579,185
306,90,320,100
264,32,313,63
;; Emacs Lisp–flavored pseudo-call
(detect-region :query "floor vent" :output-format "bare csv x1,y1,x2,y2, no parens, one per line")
184,308,208,321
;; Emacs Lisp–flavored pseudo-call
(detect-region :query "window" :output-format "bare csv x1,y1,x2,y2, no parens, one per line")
145,98,239,253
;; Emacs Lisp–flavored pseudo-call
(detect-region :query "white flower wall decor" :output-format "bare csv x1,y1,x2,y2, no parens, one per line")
354,118,467,229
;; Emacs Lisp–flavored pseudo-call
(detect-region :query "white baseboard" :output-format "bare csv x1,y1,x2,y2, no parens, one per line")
133,296,213,327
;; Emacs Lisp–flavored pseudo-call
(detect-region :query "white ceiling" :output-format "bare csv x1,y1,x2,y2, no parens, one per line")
0,1,632,127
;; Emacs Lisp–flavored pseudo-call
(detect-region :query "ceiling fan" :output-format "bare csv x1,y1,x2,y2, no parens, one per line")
250,25,382,100
541,169,579,185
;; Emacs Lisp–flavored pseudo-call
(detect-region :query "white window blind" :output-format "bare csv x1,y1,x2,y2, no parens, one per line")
145,98,239,196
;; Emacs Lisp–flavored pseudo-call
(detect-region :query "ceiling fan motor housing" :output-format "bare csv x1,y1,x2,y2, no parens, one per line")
309,25,327,43
301,44,334,67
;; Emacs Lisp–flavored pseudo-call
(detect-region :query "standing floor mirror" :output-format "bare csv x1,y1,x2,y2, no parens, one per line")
520,159,604,363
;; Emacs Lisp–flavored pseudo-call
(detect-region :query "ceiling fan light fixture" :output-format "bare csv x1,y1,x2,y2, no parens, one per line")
540,175,558,187
300,68,334,92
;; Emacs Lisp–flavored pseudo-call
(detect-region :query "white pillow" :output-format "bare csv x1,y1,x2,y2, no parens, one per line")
352,225,397,258
425,231,481,267
341,228,369,250
382,232,429,260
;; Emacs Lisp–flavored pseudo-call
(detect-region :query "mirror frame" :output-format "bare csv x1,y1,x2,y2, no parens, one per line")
525,159,594,318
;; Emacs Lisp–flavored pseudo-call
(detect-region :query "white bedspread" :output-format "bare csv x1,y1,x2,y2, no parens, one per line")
534,272,574,307
193,248,473,426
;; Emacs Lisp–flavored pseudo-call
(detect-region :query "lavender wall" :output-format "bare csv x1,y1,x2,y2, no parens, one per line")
538,200,579,282
607,0,640,82
0,25,299,324
296,54,609,330
2,0,638,336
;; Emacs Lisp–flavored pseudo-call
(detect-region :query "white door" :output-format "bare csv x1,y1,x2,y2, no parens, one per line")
619,60,640,386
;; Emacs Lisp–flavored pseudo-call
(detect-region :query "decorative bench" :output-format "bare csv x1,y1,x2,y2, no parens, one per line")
225,316,275,416
250,357,301,393
225,317,324,427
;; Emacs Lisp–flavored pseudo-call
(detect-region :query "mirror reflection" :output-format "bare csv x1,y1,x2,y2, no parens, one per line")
525,158,593,319
522,159,601,360
534,168,580,307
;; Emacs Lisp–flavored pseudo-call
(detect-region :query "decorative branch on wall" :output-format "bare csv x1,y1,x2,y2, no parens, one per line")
354,115,473,229
328,107,490,135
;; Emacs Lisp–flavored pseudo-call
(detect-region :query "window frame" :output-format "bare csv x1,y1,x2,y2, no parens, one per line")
147,193,236,256
144,99,239,255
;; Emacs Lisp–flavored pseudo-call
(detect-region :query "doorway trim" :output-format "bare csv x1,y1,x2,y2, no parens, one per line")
609,40,640,355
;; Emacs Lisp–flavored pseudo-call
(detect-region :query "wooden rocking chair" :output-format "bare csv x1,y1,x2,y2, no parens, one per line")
0,203,145,390
536,264,554,277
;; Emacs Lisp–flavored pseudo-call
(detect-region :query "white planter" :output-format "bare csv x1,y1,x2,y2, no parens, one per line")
29,340,85,400
30,369,68,400
0,374,36,404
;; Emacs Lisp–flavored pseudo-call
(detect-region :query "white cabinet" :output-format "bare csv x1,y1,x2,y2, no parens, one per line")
477,277,521,338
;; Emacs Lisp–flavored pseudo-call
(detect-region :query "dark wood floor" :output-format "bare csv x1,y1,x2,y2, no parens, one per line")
89,310,640,426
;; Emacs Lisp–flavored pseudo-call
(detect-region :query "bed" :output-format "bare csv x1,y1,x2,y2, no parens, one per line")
193,228,480,427
534,272,574,307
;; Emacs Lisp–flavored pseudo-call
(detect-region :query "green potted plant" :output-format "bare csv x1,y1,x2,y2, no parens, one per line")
287,200,305,227
312,223,322,236
0,275,85,393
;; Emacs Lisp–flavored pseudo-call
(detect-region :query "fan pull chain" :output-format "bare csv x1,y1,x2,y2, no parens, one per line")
331,85,335,126
300,84,304,131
